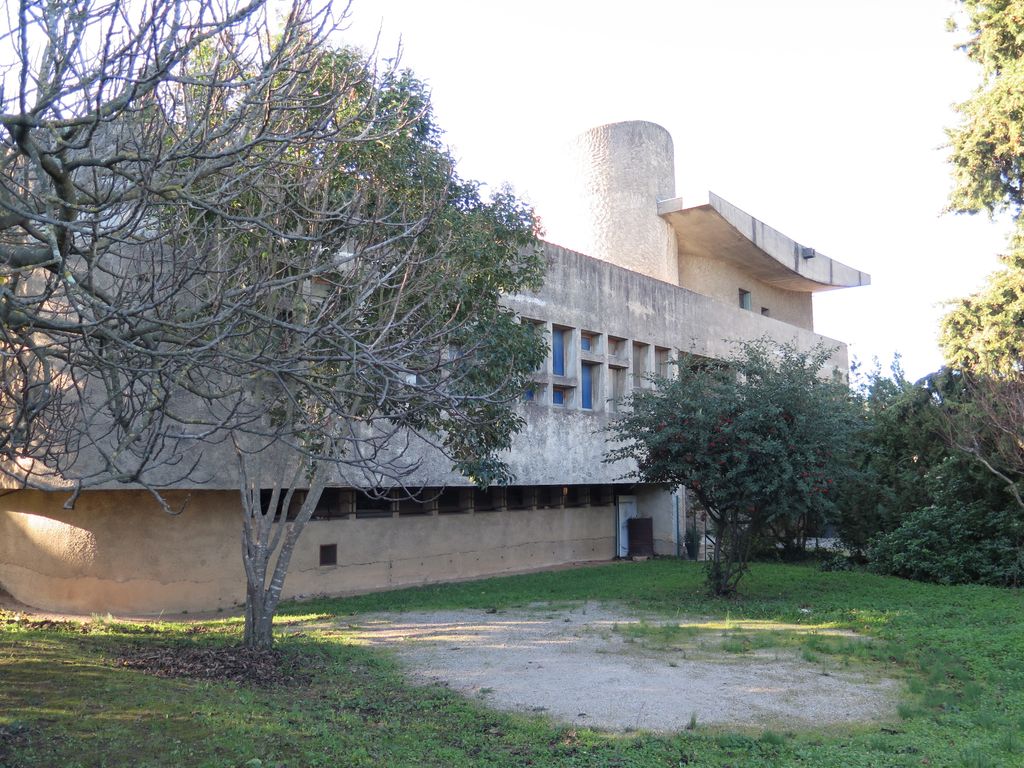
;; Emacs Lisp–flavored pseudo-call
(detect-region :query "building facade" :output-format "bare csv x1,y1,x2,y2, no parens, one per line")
0,121,868,614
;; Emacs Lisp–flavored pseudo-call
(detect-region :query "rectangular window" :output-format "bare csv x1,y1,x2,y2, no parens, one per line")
609,367,626,412
580,333,592,352
565,486,590,508
355,490,393,518
473,487,501,512
436,488,467,514
608,336,626,358
581,363,596,409
739,289,752,310
524,385,535,402
552,385,568,406
319,544,337,567
632,341,649,388
396,494,429,516
311,488,349,520
538,486,565,509
505,487,534,510
655,347,671,378
761,307,770,317
552,327,567,376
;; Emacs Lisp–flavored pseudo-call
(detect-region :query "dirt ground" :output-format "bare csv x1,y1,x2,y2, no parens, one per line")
336,603,901,733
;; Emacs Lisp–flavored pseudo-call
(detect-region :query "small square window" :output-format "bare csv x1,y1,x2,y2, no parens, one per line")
739,289,752,310
319,544,337,567
552,386,568,406
761,307,770,316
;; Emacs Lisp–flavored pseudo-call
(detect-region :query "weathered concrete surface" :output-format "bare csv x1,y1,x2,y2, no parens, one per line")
544,121,680,285
0,489,615,613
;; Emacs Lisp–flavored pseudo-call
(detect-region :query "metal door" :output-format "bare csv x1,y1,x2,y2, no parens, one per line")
616,495,637,558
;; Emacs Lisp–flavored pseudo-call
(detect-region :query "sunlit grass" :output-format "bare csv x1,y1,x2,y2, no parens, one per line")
2,559,1024,767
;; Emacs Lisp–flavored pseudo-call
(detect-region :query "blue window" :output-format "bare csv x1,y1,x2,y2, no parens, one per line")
552,328,566,376
524,386,535,402
581,333,592,352
581,365,594,409
552,387,566,406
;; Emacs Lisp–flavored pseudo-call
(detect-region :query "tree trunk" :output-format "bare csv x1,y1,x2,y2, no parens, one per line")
238,456,328,649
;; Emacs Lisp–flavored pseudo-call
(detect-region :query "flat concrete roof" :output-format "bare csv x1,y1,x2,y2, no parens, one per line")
658,192,870,292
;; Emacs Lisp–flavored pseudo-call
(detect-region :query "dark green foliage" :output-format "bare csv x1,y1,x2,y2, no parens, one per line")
606,339,863,595
947,1,1024,224
869,457,1024,586
836,363,1024,585
941,249,1024,376
833,363,954,557
869,499,1023,586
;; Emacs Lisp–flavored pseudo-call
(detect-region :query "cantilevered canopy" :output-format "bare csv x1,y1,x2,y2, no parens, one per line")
658,192,870,292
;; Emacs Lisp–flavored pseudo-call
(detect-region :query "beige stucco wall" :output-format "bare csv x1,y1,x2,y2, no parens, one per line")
678,251,814,329
0,490,615,614
0,489,244,614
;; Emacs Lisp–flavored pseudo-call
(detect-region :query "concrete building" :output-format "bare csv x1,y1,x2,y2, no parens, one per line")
0,121,868,614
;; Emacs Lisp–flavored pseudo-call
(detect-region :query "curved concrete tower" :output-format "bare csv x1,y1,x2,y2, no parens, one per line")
556,121,679,285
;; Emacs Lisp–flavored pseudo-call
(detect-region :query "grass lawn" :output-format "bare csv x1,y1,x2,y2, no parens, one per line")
2,560,1024,767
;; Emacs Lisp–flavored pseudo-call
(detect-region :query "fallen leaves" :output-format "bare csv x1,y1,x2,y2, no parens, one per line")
115,645,313,687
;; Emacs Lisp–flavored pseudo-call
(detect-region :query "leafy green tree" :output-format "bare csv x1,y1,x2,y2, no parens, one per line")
947,1,1024,224
834,364,957,556
606,340,862,596
942,1,1024,520
941,251,1024,375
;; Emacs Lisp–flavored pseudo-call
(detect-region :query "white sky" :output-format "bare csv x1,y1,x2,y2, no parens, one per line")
339,0,1012,380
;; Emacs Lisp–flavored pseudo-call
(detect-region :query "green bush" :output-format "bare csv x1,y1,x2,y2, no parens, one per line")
869,499,1024,586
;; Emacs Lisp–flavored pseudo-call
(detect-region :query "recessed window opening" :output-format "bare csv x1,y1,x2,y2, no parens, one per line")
538,485,565,509
552,385,569,406
319,544,337,566
473,487,501,512
632,341,649,388
609,367,626,412
505,487,534,510
396,494,429,516
566,486,590,508
261,488,303,522
739,289,752,310
590,485,614,506
552,326,568,376
437,488,467,514
311,488,347,520
655,347,671,378
761,307,770,316
355,490,393,518
581,363,596,409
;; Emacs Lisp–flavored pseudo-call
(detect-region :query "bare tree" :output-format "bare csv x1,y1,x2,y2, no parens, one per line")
945,373,1024,512
0,0,545,648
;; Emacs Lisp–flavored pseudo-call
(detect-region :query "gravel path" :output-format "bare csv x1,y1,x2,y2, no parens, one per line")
339,604,900,732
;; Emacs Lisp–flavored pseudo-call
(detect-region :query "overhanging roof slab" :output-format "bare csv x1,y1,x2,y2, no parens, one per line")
658,192,870,292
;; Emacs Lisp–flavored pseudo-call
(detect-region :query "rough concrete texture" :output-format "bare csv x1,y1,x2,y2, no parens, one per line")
548,121,680,285
341,604,900,733
0,489,615,614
